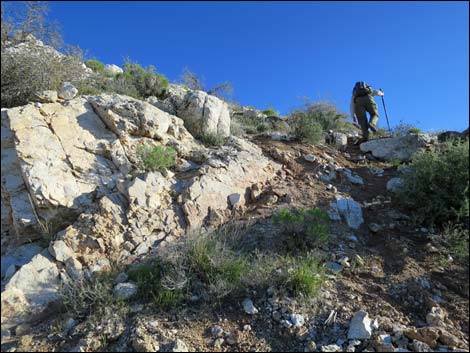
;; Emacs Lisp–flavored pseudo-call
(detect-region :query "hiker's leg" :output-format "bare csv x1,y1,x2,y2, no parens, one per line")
365,96,379,128
355,103,369,140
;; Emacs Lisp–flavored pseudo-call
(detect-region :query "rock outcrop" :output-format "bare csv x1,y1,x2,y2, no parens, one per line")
1,93,280,330
359,134,435,162
148,85,231,138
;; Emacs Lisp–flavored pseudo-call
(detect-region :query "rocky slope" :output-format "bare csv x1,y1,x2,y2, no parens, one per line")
1,86,468,352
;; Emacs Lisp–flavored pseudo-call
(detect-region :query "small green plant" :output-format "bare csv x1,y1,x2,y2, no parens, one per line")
273,207,330,251
84,59,105,73
136,144,176,172
285,254,325,298
409,127,421,134
262,106,280,117
249,252,325,300
199,132,227,146
394,140,469,227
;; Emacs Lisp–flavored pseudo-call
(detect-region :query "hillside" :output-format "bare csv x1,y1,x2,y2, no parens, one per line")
1,83,469,352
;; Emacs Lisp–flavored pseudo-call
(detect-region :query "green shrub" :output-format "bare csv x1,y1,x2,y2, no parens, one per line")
199,132,227,146
273,207,330,251
290,111,325,144
262,106,280,117
409,127,421,134
85,59,105,73
136,144,176,172
121,60,169,98
394,140,469,227
289,101,350,141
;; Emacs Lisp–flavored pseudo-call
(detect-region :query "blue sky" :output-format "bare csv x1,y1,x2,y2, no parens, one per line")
39,2,470,131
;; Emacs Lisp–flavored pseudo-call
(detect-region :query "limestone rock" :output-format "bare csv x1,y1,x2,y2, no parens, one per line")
347,310,373,339
1,251,60,330
242,298,258,315
48,240,74,263
171,89,231,137
1,243,43,279
181,137,279,230
58,82,78,100
113,282,138,300
330,196,364,229
386,177,404,193
359,134,431,162
104,64,123,75
33,90,58,103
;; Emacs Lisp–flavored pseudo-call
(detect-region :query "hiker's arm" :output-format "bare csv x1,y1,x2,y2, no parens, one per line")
371,88,384,96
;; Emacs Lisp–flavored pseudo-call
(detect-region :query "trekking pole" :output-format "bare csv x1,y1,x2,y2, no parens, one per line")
380,89,392,133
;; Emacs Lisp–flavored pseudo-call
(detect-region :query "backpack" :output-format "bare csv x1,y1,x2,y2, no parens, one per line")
353,81,372,98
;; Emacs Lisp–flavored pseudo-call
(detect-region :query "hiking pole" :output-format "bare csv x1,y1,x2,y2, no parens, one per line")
380,89,392,133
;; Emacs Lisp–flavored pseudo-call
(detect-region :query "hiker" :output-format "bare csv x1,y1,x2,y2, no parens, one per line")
350,82,384,141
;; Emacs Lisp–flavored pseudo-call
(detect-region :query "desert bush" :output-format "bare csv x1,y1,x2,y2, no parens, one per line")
199,132,227,146
60,275,125,320
1,44,86,107
290,111,325,144
136,144,176,172
84,59,104,73
121,60,169,98
394,140,469,227
1,1,91,107
180,67,233,100
288,101,350,144
273,207,330,251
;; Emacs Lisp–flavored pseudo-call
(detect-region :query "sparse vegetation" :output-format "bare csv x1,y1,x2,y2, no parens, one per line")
128,231,249,308
180,67,233,100
126,223,326,310
441,224,469,265
273,207,330,252
394,140,469,227
60,274,126,321
392,119,422,137
199,132,227,146
136,144,177,172
262,106,280,117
